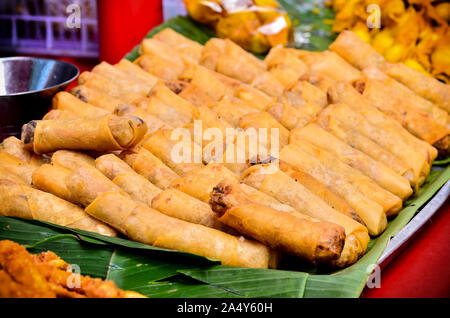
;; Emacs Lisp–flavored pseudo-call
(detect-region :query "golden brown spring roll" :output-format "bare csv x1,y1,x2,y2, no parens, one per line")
355,76,449,146
133,96,193,128
278,161,362,224
202,38,266,84
209,180,346,265
43,109,79,121
170,162,240,203
280,144,387,236
291,139,404,217
0,179,117,237
291,124,412,200
0,152,36,185
70,85,124,112
239,112,290,148
264,46,308,87
240,166,369,266
316,104,416,186
300,71,336,93
287,80,328,109
329,30,386,70
114,103,174,134
151,188,229,232
149,81,196,116
382,62,450,114
362,66,448,127
134,54,185,81
22,114,147,154
300,51,362,83
142,129,204,176
235,84,276,111
251,72,285,98
92,62,151,96
86,191,273,268
266,102,314,130
78,72,142,103
114,59,159,89
328,82,436,171
52,91,109,119
190,64,236,101
152,28,204,63
95,154,162,207
210,96,259,127
32,161,124,207
51,150,95,168
122,147,179,190
0,166,28,185
178,83,217,108
0,136,32,162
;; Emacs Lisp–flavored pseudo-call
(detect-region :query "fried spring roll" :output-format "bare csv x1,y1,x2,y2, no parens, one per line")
178,83,217,108
170,163,240,203
95,154,162,207
235,84,276,110
151,188,229,231
0,167,28,185
239,112,290,148
78,72,142,103
329,30,386,70
210,96,259,127
51,150,95,168
291,124,412,200
0,153,36,185
287,81,328,108
86,192,274,268
135,54,185,81
382,62,450,114
300,71,336,93
362,66,448,127
190,64,236,101
52,92,109,119
278,161,362,224
122,148,179,190
92,62,151,96
328,82,437,169
70,85,124,112
149,82,196,115
291,139,404,217
241,166,369,266
142,129,204,176
266,102,314,130
0,136,32,162
265,46,308,87
114,103,174,134
280,144,387,236
114,59,159,89
251,72,285,98
0,179,117,237
32,162,124,207
152,28,204,63
300,51,362,83
43,109,79,121
22,115,147,154
355,77,449,146
209,181,346,265
316,104,415,186
133,96,192,128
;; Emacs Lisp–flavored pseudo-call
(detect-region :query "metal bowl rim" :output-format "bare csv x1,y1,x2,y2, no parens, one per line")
0,56,80,97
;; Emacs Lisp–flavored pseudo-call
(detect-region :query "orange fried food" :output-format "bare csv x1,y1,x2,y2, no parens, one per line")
0,240,145,298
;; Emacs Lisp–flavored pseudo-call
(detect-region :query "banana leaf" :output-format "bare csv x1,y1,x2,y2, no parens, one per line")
1,1,450,298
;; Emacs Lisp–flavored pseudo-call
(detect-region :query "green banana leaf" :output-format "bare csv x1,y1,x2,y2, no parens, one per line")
1,1,449,298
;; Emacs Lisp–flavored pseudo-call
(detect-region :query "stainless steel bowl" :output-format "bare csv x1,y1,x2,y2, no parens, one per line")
0,57,79,140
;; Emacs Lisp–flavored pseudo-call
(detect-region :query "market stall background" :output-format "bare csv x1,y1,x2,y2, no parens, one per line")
0,0,448,298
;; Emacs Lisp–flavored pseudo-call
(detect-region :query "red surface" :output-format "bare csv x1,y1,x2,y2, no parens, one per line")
97,0,163,64
362,199,450,298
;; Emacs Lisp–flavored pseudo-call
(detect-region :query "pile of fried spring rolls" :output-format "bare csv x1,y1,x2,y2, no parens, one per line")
1,28,448,270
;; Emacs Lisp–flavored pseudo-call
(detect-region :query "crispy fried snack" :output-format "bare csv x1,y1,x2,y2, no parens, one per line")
0,240,144,298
